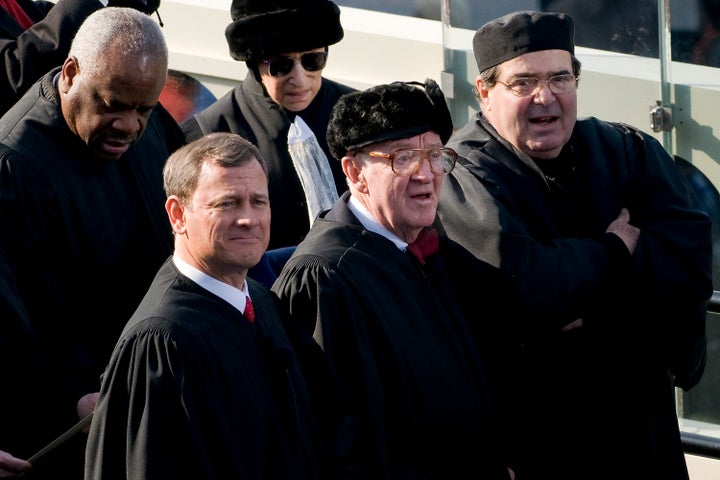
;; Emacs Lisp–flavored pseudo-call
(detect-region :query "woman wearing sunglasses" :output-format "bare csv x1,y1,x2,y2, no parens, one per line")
181,0,357,253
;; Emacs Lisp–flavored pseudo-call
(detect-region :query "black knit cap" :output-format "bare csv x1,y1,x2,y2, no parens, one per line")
326,79,453,161
225,0,344,62
473,10,575,73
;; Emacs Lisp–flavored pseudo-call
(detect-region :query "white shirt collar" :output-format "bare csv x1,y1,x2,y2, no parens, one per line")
172,255,251,313
348,195,407,251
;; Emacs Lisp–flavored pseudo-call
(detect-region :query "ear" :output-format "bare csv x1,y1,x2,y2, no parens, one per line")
165,196,187,234
342,156,368,194
59,56,79,94
476,75,491,108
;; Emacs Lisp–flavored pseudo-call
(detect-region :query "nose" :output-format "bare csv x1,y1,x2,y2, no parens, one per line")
533,81,557,105
235,208,259,227
112,112,143,135
287,63,310,83
410,155,435,179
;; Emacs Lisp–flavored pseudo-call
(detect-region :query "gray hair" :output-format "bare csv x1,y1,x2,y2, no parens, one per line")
163,132,268,204
69,7,168,78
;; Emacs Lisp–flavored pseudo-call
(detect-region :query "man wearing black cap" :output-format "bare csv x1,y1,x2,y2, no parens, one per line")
438,10,713,480
273,79,516,480
181,0,356,253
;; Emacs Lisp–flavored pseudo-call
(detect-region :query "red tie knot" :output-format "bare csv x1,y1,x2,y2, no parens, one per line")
406,228,439,265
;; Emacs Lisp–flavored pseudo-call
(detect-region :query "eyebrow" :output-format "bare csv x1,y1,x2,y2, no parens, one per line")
508,68,572,79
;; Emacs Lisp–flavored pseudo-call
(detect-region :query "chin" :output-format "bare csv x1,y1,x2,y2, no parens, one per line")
525,142,563,160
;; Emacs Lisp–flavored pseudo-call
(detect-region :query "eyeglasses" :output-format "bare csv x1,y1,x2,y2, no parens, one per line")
496,74,577,97
261,51,328,77
365,148,458,176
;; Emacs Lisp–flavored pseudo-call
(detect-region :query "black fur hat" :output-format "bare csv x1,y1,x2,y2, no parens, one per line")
225,0,344,62
326,79,454,161
473,10,575,73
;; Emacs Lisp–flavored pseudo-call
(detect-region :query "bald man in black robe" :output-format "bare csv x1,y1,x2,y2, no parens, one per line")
0,8,183,478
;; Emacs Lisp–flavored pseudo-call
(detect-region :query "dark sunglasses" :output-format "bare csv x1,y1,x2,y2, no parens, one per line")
262,51,328,77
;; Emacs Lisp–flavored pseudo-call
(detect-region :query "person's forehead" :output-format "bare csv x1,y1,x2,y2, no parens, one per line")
499,49,572,74
367,131,443,151
197,160,267,187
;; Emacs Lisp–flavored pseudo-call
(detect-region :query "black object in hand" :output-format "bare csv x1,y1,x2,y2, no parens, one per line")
107,0,161,15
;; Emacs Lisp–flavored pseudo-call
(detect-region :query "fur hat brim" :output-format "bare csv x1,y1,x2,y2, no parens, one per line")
225,2,344,61
326,79,454,161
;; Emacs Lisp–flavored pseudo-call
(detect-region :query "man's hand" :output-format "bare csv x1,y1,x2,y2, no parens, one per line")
107,0,161,15
560,318,584,332
606,207,640,254
77,392,100,433
0,450,31,478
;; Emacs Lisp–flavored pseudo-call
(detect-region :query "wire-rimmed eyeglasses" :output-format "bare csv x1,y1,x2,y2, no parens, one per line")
496,74,578,97
364,148,458,176
261,51,328,77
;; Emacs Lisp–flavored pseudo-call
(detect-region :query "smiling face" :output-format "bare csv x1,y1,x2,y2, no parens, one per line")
59,50,167,161
342,131,444,243
478,49,577,160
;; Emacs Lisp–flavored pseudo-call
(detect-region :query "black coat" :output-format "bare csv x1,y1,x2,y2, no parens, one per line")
85,259,332,480
0,68,185,478
438,113,714,480
182,72,355,249
0,0,102,115
273,192,514,480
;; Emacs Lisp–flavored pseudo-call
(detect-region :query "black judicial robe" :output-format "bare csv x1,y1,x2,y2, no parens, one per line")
182,71,355,249
85,260,329,480
439,113,714,480
272,193,513,480
0,68,185,476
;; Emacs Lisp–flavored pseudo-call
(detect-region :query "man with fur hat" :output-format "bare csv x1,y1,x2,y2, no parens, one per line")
181,0,356,253
273,79,516,480
438,10,713,479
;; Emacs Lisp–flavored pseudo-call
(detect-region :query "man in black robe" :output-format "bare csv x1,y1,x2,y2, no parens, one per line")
0,8,184,478
437,11,713,479
85,132,343,480
0,242,33,478
0,0,160,116
272,79,515,479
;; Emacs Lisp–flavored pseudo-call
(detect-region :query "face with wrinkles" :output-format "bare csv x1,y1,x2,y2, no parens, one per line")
342,131,445,243
59,50,167,161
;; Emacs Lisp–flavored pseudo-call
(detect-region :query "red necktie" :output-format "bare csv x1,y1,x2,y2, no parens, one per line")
406,228,439,266
0,0,34,30
244,297,255,323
